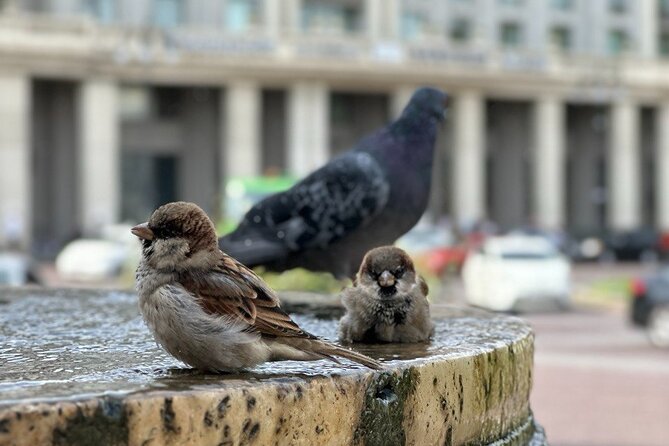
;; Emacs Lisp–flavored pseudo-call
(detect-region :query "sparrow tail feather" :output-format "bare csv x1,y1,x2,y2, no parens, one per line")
317,342,383,370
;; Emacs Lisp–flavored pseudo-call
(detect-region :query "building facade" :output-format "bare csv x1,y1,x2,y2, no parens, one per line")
1,0,669,256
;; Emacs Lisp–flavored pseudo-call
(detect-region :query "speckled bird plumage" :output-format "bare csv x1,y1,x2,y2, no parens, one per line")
219,87,449,278
133,202,381,372
339,246,434,343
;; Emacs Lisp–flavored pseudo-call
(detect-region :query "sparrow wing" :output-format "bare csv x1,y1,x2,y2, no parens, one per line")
418,275,429,296
178,253,315,339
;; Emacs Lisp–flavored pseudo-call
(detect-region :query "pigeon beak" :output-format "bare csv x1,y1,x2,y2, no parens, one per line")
131,222,154,240
378,270,396,288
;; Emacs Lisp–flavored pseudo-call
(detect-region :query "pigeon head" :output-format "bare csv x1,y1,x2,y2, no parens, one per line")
357,246,417,297
402,87,449,122
132,201,218,271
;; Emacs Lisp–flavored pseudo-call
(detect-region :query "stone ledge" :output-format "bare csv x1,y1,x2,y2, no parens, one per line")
0,288,545,445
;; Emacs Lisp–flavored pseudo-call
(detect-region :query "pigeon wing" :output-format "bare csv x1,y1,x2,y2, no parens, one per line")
241,151,390,251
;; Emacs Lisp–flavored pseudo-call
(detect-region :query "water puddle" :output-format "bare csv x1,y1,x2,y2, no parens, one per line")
0,288,530,404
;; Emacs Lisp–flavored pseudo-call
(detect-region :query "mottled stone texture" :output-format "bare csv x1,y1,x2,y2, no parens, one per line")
0,290,541,445
0,343,535,445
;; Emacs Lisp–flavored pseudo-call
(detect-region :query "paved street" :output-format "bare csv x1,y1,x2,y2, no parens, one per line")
526,303,669,446
440,262,669,445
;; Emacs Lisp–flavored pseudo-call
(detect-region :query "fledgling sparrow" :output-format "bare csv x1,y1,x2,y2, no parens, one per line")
338,246,434,343
132,201,381,372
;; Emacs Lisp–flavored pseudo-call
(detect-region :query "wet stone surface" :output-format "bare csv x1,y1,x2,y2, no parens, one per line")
0,287,545,445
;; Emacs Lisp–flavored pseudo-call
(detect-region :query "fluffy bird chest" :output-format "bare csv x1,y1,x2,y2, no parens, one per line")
135,265,268,371
369,295,413,326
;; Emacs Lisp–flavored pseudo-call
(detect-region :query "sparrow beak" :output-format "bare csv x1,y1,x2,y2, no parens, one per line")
378,270,396,288
131,222,154,240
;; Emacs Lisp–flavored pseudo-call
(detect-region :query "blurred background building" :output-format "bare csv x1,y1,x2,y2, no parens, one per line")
0,0,668,258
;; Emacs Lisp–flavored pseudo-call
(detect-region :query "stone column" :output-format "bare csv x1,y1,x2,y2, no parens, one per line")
78,79,120,237
608,100,641,230
0,74,30,249
1,0,19,14
390,85,415,119
287,82,329,176
533,95,565,229
657,103,669,231
224,82,262,178
453,91,486,227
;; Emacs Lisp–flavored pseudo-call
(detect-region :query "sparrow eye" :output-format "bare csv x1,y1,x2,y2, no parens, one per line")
152,225,179,239
394,267,405,278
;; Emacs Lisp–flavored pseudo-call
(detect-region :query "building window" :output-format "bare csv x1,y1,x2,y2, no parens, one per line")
500,22,523,48
608,29,629,54
22,0,49,13
550,26,571,51
121,153,179,224
401,11,428,40
225,0,260,32
450,18,471,43
153,0,182,28
550,0,573,10
85,0,115,23
154,87,183,119
660,32,669,56
662,0,669,17
302,1,361,34
609,0,627,14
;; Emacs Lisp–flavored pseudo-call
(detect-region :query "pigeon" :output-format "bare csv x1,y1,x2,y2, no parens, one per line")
339,246,433,343
219,87,448,278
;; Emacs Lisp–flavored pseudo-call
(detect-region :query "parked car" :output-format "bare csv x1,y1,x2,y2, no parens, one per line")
54,224,139,282
660,232,669,260
396,223,469,276
566,231,612,262
568,228,660,263
462,235,571,312
605,228,659,262
629,266,669,347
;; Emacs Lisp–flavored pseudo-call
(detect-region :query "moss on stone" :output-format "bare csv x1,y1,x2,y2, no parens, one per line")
52,397,128,446
355,367,420,446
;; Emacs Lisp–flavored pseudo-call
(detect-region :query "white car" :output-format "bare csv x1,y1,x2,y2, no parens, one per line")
54,224,140,282
462,235,571,312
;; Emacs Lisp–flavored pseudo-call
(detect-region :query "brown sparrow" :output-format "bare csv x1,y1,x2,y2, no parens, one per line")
132,201,381,372
339,246,434,343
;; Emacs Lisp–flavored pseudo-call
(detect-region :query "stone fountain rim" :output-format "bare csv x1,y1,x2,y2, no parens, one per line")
0,288,541,445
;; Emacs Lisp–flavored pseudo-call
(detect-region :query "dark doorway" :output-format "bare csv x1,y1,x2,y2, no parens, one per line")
31,80,79,259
